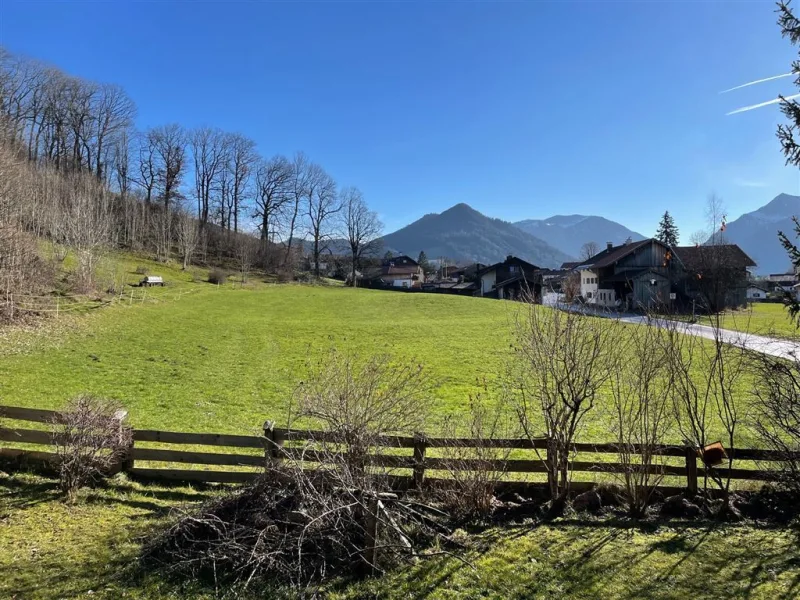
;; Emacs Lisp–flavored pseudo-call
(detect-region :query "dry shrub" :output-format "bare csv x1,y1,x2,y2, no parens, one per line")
291,351,431,477
753,353,800,494
508,298,625,505
134,265,149,275
609,317,674,517
51,395,131,499
435,391,516,519
208,268,227,285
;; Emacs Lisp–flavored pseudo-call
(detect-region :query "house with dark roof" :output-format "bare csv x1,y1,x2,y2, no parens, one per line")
576,239,757,311
672,245,756,310
477,256,541,300
575,239,679,309
367,255,426,289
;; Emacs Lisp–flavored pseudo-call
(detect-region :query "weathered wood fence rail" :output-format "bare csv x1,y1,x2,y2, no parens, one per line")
1,404,795,494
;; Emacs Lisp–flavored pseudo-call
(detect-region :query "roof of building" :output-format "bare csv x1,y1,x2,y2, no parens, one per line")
560,261,582,270
577,239,655,270
672,245,756,270
479,255,539,276
382,255,419,267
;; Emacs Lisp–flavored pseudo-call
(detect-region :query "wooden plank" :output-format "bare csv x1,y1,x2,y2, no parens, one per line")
423,458,687,476
0,427,52,445
133,430,265,448
132,447,264,467
0,405,59,424
273,428,416,448
727,448,800,461
0,447,58,463
699,467,779,482
128,467,259,484
279,448,415,468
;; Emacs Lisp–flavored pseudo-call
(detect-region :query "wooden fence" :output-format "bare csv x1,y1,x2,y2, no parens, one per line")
0,404,795,494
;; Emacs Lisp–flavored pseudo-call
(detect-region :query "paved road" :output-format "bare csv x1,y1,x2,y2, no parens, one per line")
618,314,800,361
542,295,800,360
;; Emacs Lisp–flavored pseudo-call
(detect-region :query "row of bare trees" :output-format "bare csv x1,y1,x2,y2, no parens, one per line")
0,46,385,314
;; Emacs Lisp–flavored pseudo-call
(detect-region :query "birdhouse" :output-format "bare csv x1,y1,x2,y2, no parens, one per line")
699,441,727,467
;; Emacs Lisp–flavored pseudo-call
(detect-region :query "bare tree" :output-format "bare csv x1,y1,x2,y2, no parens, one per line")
561,271,580,302
91,83,135,180
305,164,340,279
284,151,309,267
253,154,293,265
340,186,382,286
175,206,199,270
580,241,599,261
151,123,186,211
135,130,157,206
191,127,227,229
226,133,256,233
508,297,624,509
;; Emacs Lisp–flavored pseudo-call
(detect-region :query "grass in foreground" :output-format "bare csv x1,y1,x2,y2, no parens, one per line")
2,472,799,600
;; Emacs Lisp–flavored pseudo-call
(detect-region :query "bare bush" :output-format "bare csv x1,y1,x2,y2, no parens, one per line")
435,390,516,519
609,317,674,516
291,351,431,481
507,299,624,507
51,395,131,500
662,314,749,497
752,352,800,493
208,268,227,285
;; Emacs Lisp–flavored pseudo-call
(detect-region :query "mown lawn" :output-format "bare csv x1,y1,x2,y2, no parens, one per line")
2,471,799,600
0,282,518,435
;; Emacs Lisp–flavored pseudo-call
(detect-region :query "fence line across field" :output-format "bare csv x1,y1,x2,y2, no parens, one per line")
0,404,793,494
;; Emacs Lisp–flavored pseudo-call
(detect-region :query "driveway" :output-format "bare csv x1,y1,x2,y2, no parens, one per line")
542,296,800,360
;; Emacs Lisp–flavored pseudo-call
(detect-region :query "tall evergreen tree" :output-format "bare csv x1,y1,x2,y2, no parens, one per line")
655,211,679,247
776,2,800,326
417,250,430,273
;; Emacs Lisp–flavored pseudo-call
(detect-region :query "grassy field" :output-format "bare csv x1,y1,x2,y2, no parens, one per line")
0,277,518,435
1,264,798,599
2,471,799,600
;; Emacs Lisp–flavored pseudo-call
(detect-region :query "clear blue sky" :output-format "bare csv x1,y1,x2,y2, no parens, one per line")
2,0,799,238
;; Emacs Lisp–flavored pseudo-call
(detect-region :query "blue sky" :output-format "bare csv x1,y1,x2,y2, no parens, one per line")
2,0,799,238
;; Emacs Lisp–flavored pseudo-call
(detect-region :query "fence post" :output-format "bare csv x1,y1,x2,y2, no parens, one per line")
362,494,380,575
113,409,134,474
685,444,698,496
263,420,285,465
412,432,427,489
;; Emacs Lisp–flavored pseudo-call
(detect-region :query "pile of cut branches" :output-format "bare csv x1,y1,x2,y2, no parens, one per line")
142,466,454,592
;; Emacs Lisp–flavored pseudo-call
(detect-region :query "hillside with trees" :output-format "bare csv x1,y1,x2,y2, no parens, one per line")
0,47,382,322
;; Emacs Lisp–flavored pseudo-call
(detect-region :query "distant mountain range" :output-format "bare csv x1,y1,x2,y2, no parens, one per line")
317,193,800,275
714,193,800,275
513,215,646,259
380,203,573,268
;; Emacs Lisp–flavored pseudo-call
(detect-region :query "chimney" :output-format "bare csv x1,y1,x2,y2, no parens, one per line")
506,255,513,262
606,242,613,251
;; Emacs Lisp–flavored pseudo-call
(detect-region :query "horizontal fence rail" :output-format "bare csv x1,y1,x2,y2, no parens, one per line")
0,405,796,491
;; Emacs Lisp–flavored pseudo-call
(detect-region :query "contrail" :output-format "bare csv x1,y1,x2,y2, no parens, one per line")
720,73,793,94
727,93,800,116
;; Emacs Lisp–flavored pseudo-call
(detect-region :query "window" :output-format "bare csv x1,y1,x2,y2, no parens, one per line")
509,265,519,274
587,291,593,299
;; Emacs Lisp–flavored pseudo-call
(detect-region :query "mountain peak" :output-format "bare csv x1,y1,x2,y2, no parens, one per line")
759,193,800,216
381,204,572,268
